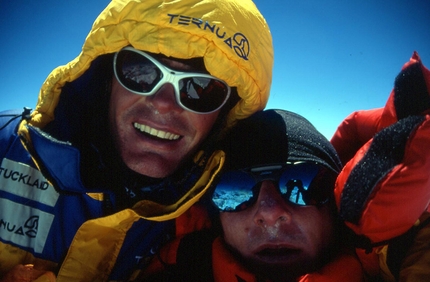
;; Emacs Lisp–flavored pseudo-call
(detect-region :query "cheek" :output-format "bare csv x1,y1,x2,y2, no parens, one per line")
220,213,248,250
302,209,335,253
190,111,220,139
110,80,135,114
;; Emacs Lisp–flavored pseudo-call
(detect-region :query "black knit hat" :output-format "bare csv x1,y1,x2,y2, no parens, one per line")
218,109,342,174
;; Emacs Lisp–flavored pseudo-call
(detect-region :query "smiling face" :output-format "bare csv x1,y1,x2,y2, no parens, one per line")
220,180,335,280
109,54,221,178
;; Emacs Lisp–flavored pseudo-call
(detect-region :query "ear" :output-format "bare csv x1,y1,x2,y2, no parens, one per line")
332,52,430,244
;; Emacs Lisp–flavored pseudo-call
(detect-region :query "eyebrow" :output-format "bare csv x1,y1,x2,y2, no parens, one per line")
154,54,208,73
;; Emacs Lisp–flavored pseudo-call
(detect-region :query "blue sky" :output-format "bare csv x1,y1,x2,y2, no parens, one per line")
1,0,429,138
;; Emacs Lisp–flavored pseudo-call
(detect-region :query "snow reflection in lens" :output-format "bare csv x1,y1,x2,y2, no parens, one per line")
212,171,255,211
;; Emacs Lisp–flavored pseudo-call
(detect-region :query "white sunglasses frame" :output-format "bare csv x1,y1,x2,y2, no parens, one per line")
113,46,231,114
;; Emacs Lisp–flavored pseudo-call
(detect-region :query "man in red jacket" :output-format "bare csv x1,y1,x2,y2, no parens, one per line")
142,109,364,281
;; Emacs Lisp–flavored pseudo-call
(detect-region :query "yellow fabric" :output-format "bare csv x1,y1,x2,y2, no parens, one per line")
376,246,396,282
0,242,57,277
56,209,140,281
86,192,104,201
54,150,223,281
20,0,273,133
399,211,430,282
367,212,430,282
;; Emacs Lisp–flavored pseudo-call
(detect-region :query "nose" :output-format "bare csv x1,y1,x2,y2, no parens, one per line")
147,83,183,114
253,181,292,227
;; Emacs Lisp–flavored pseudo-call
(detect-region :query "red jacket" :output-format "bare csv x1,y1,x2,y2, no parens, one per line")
331,52,430,280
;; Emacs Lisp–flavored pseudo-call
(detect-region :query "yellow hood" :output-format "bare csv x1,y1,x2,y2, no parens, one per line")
28,0,273,129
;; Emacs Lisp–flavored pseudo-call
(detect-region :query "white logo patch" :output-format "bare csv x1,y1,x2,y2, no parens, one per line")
0,198,54,253
0,158,59,206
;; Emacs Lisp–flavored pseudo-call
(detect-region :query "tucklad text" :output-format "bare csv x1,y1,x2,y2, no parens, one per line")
0,167,50,190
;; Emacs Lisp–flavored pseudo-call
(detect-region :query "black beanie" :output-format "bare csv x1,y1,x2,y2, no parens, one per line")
218,109,342,174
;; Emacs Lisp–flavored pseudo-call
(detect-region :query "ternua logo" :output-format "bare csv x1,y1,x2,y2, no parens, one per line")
0,215,38,238
167,14,250,60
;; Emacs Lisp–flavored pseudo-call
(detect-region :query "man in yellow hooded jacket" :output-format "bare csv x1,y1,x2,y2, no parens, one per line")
0,0,273,281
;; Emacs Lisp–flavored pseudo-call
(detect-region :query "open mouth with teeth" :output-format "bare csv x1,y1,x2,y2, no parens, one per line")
255,247,301,262
134,122,181,140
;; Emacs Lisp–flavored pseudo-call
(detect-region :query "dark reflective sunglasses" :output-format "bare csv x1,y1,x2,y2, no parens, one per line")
113,47,231,114
212,162,335,212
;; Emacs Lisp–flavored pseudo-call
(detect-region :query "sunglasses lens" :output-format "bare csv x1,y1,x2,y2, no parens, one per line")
179,77,230,113
212,163,333,212
278,163,330,206
212,171,256,211
115,50,162,94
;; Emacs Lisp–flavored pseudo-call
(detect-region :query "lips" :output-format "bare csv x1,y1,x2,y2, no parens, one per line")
134,122,181,140
254,245,301,262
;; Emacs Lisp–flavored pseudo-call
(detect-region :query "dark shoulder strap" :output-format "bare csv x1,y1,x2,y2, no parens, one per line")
175,229,216,282
387,216,430,280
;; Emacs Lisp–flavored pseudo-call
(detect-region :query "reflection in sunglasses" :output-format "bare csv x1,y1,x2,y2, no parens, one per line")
212,162,334,212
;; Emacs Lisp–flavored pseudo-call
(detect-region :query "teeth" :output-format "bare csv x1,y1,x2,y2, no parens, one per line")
134,123,180,140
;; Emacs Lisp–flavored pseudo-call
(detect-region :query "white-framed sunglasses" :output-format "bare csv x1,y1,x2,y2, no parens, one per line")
113,46,231,114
